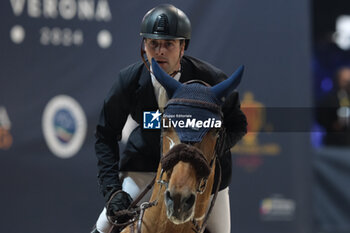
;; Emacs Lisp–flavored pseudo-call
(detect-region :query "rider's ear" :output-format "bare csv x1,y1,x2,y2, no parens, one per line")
180,40,185,57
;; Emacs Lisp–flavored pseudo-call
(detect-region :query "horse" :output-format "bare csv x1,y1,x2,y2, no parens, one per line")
114,58,244,233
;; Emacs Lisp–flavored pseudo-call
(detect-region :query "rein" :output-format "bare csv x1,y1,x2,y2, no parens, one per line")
106,177,157,233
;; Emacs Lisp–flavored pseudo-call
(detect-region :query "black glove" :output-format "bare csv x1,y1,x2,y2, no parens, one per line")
105,190,133,223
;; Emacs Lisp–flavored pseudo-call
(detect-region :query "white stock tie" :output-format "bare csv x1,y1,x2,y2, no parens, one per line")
158,86,168,112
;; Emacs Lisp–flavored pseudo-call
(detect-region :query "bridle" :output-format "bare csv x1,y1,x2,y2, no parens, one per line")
158,139,216,194
157,79,224,196
152,80,226,233
107,129,225,233
154,125,225,233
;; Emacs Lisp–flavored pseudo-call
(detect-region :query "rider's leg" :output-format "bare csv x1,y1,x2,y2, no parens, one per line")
206,187,231,233
95,172,156,233
120,172,155,202
95,208,110,233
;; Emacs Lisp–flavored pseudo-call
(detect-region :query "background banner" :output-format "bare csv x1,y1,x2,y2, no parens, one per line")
0,0,312,232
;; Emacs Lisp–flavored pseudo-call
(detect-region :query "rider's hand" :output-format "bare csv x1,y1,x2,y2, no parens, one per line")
106,190,133,223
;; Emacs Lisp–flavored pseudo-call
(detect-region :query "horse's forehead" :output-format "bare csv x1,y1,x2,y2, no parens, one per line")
172,83,219,104
164,125,216,145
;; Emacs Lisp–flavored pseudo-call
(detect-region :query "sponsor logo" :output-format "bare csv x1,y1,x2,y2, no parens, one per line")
260,195,296,221
143,110,222,129
42,95,87,158
0,107,13,150
231,92,281,171
143,110,161,129
162,115,221,129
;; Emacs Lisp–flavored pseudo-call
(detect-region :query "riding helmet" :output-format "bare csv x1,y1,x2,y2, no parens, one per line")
140,4,191,50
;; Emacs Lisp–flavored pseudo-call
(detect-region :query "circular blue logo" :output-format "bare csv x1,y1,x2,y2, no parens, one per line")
42,95,87,159
53,109,76,144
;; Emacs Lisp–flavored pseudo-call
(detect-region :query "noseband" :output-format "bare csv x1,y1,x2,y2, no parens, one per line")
161,143,211,179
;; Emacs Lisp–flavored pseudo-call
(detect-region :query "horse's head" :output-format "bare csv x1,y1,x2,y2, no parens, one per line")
151,58,244,224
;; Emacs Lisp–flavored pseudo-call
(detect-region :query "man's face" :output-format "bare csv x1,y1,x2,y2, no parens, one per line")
144,39,185,74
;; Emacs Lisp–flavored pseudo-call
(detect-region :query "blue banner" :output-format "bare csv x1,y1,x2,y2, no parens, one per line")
0,0,313,232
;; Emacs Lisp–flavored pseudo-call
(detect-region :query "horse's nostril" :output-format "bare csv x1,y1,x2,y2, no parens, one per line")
165,190,172,201
184,194,195,210
165,190,174,208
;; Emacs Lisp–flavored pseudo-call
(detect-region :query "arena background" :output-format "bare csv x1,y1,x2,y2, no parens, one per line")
0,0,347,232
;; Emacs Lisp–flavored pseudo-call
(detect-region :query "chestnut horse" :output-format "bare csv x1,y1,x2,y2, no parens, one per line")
116,59,244,233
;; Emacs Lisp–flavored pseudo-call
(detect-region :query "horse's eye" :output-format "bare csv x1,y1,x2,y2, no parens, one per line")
211,129,220,137
166,169,173,178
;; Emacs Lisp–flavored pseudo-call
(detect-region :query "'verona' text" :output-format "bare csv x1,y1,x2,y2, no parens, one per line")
10,0,112,21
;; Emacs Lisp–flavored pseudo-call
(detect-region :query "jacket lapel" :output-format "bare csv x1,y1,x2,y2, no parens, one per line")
132,65,158,123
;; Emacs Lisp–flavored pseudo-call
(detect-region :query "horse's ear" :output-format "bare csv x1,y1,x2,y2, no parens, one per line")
151,58,182,98
162,123,181,154
210,65,244,100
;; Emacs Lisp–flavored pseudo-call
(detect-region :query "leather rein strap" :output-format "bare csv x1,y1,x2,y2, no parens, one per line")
107,177,156,233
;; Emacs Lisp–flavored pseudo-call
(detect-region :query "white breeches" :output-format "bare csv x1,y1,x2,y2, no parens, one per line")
95,172,230,233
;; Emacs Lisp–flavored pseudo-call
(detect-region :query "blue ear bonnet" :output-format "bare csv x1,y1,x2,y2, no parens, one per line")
163,83,222,143
151,58,244,143
168,83,222,108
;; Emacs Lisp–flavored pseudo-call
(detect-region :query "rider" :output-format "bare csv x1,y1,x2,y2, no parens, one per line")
93,4,247,233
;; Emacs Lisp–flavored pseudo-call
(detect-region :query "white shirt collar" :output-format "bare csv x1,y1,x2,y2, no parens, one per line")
150,66,181,106
150,66,181,89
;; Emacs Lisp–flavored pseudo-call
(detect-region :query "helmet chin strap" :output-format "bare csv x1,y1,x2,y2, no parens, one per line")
141,39,152,73
140,39,182,77
169,48,183,77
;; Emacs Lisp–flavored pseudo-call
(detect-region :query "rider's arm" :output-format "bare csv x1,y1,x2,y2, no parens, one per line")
222,91,247,150
95,69,135,199
214,70,247,149
207,70,247,191
213,91,247,191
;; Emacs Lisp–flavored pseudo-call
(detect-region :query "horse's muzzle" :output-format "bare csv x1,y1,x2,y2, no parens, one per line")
164,190,196,224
